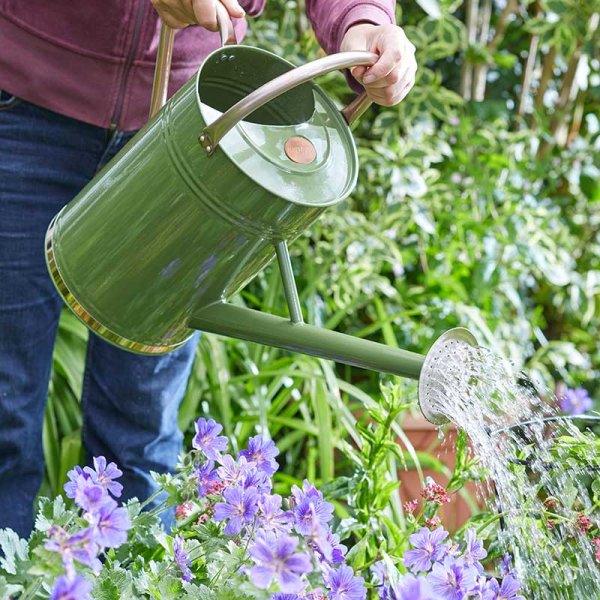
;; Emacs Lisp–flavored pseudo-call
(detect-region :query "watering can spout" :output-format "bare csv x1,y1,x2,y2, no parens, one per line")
189,302,426,381
189,303,478,428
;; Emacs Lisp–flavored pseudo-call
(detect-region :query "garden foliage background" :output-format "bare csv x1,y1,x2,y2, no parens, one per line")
44,0,599,523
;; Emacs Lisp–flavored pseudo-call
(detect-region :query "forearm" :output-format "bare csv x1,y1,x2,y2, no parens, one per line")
305,0,396,54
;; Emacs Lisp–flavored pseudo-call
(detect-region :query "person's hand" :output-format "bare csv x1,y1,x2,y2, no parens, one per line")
150,0,245,30
340,23,417,106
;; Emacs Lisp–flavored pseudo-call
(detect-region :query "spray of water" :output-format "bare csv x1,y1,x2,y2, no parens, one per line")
422,340,600,599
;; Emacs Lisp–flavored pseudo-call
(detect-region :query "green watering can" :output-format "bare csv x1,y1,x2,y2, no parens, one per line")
45,7,477,425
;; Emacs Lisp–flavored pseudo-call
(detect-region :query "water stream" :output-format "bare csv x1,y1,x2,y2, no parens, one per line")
426,342,600,599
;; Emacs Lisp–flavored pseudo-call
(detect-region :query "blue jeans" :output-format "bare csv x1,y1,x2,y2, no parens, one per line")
0,92,198,537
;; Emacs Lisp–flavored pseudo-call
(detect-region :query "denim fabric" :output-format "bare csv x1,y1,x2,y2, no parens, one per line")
0,93,198,537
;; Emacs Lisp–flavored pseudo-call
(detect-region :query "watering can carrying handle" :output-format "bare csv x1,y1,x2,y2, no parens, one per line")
149,3,237,118
199,51,377,155
149,4,376,144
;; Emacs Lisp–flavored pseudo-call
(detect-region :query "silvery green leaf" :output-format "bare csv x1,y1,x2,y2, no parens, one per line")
416,0,442,18
0,529,28,575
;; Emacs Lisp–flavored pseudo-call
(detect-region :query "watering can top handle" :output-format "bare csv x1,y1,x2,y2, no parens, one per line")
149,3,237,118
199,50,377,155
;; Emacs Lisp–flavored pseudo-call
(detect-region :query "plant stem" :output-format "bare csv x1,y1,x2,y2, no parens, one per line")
20,578,42,600
476,512,503,533
138,488,164,511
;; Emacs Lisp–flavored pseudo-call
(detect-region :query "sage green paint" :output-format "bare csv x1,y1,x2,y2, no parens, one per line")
47,45,357,351
47,44,428,381
189,303,425,380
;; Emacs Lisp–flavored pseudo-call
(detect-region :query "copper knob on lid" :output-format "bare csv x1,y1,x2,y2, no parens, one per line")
284,136,317,164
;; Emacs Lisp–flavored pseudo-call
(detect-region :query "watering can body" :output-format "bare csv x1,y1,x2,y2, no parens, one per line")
46,45,358,353
45,15,479,426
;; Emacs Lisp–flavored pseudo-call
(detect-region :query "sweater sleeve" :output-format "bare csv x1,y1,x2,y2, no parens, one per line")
305,0,396,54
239,0,266,17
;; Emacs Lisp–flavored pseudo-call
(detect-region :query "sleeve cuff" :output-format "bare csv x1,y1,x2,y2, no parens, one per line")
334,3,395,53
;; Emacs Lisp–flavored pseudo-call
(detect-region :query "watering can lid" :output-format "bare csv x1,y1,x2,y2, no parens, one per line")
196,46,359,208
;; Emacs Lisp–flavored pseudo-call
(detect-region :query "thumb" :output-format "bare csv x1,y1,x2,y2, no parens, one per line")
351,66,368,83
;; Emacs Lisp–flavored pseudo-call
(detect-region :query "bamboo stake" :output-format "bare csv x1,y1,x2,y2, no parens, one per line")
518,3,542,117
534,45,557,110
460,0,480,100
567,89,586,146
472,0,492,101
471,0,519,101
535,11,597,155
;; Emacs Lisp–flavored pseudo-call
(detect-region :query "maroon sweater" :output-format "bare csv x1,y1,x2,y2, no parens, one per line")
0,0,395,130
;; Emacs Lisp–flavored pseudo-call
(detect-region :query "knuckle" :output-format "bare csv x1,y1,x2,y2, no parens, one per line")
386,70,400,84
390,48,402,62
383,88,397,105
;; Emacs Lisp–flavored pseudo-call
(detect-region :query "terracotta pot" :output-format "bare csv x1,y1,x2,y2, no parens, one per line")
399,414,484,531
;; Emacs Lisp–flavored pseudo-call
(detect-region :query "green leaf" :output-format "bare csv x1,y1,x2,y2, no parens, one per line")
0,576,23,599
34,496,68,533
182,585,218,600
92,567,134,600
0,529,29,575
415,0,442,18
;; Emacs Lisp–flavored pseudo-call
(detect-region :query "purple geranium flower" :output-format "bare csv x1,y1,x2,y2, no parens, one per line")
83,456,123,498
482,576,525,600
240,435,280,476
500,554,514,577
371,561,387,586
325,564,367,600
173,534,194,582
64,466,91,500
403,527,449,573
291,481,334,536
428,557,478,600
392,574,435,600
45,526,101,578
49,574,92,600
243,468,272,494
249,532,311,593
74,478,112,514
559,387,592,415
192,418,228,460
271,595,300,600
196,460,221,497
86,499,131,548
257,494,293,535
214,485,259,535
321,529,347,565
217,455,255,488
462,529,487,573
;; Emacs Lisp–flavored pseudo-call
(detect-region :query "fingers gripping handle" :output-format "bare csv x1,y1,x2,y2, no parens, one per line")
199,51,378,155
149,3,237,118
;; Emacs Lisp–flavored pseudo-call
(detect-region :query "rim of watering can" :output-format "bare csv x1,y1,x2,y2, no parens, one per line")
418,327,479,426
194,44,359,209
44,215,193,355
